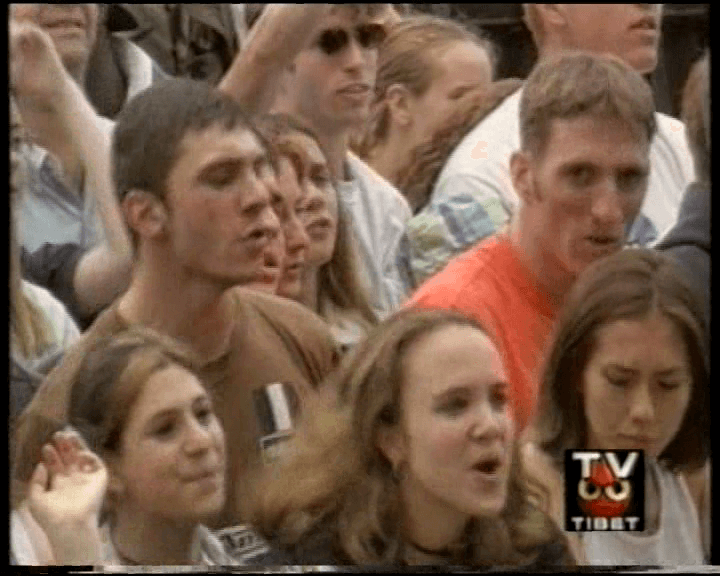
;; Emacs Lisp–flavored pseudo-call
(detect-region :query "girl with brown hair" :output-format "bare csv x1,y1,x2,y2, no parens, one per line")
247,307,574,567
527,247,710,565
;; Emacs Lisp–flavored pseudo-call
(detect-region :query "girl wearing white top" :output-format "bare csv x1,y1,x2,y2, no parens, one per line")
527,248,710,566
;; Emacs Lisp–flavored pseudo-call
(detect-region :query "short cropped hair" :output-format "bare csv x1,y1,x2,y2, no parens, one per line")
112,77,265,204
519,52,657,159
246,4,391,32
681,51,710,183
535,248,710,473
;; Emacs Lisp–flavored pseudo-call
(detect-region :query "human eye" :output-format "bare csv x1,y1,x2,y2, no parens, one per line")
566,165,596,188
435,393,469,417
604,368,632,388
195,402,214,426
202,165,239,189
151,417,178,439
490,385,509,410
617,168,648,194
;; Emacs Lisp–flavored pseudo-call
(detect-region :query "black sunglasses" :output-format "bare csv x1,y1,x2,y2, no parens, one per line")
315,23,387,56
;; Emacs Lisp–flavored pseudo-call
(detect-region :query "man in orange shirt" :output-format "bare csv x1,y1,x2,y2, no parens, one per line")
407,52,654,433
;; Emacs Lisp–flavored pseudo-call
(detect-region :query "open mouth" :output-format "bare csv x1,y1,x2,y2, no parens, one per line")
587,235,618,247
473,457,502,476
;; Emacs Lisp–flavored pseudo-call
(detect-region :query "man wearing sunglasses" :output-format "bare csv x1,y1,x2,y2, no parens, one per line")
270,4,412,320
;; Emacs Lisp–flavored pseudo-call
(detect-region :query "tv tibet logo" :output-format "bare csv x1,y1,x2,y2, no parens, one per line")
565,450,644,532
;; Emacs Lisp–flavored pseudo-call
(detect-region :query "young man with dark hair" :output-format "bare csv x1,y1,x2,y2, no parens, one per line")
13,78,340,536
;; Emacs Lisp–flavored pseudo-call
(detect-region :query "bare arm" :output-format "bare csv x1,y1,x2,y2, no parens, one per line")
217,4,329,114
11,22,132,318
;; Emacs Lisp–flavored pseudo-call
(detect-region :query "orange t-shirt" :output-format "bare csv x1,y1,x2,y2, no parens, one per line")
406,235,558,433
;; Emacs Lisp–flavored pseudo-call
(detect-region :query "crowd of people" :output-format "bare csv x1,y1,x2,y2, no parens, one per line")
9,3,711,568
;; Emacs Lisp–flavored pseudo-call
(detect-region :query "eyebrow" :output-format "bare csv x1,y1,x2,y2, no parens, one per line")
448,85,478,99
605,363,688,377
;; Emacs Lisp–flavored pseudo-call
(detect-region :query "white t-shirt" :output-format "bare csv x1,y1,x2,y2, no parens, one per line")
580,461,705,566
430,86,695,248
337,153,412,318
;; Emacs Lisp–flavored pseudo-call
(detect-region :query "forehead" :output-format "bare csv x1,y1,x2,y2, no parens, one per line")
175,124,266,166
401,325,506,397
539,115,650,166
283,132,327,166
325,4,381,26
590,312,690,367
129,365,205,421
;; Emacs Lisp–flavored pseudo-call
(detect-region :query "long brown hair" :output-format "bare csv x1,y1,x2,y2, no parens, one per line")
535,248,710,472
249,308,569,565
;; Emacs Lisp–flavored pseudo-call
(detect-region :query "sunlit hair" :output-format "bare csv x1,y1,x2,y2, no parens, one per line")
356,14,494,158
10,98,54,362
681,51,710,183
535,248,710,472
520,51,657,159
395,78,523,214
248,307,568,565
11,327,202,510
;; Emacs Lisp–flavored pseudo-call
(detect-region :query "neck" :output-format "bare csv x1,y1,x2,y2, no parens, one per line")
401,481,469,552
118,257,234,363
366,129,410,190
509,212,575,304
112,510,196,566
300,267,320,314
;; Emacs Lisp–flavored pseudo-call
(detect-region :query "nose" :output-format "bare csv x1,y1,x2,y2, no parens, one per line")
628,382,656,423
591,185,624,229
183,417,214,456
468,403,510,443
342,33,371,72
285,214,310,256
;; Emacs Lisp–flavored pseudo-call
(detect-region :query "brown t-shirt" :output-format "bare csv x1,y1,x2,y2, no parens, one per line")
11,287,339,528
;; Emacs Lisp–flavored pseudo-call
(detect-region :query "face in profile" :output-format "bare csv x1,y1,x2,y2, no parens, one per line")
11,3,100,79
283,131,339,269
160,124,282,289
514,115,650,279
110,364,227,522
406,40,492,150
582,311,693,459
272,156,310,300
560,4,663,76
381,324,514,527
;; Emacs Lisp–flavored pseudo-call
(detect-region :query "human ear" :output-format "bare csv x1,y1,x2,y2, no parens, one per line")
122,190,168,240
376,423,407,472
385,84,414,129
510,150,540,205
536,4,570,30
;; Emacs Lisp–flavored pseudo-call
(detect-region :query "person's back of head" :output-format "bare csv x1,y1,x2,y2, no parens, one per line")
519,51,657,160
680,51,710,184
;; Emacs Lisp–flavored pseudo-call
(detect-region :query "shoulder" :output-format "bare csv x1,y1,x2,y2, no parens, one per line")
652,112,694,170
435,87,523,190
346,153,412,218
409,237,512,308
230,289,339,379
233,288,334,341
